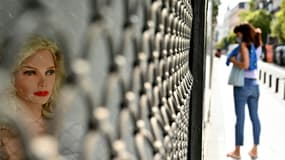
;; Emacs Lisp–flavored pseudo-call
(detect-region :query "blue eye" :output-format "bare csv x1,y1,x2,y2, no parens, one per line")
46,69,55,76
23,70,36,76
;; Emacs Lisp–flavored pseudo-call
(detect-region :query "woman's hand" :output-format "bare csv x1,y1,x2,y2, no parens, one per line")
230,56,236,63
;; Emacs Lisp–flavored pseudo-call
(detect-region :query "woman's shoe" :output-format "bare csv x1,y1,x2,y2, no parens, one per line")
248,151,258,159
226,152,241,159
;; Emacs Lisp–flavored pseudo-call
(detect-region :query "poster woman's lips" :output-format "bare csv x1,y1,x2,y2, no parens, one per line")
34,91,49,97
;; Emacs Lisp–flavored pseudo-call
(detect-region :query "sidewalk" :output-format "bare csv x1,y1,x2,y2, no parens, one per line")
203,56,285,160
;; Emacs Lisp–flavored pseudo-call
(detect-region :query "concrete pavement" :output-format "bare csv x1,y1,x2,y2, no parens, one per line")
203,56,285,160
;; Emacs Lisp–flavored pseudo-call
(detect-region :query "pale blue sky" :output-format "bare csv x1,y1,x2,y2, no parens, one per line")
217,0,249,24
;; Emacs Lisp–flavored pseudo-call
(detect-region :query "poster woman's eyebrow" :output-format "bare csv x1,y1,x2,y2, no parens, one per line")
21,65,55,69
22,65,37,69
47,66,56,69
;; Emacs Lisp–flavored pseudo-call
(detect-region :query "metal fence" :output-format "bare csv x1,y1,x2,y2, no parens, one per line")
0,0,193,159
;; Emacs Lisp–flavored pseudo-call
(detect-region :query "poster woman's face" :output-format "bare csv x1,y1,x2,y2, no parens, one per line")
14,50,56,106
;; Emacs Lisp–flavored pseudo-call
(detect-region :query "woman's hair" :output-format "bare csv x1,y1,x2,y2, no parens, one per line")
12,35,64,118
233,23,260,47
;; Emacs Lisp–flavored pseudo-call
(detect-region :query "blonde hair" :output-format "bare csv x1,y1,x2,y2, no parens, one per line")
12,35,64,119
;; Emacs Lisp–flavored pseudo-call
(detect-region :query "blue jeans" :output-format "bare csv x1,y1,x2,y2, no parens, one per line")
233,78,261,146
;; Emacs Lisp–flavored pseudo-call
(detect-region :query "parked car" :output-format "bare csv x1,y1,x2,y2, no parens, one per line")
273,45,285,66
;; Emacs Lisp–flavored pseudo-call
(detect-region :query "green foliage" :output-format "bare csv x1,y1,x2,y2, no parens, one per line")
212,0,220,26
215,32,237,49
215,39,224,49
240,10,272,44
271,0,285,43
249,0,256,11
227,32,237,44
215,37,227,49
239,10,250,22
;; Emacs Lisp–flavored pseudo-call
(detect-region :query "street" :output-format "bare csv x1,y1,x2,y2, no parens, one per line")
203,56,285,160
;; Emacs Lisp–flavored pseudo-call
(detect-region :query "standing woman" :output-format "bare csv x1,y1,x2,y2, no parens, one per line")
0,35,64,159
226,23,262,159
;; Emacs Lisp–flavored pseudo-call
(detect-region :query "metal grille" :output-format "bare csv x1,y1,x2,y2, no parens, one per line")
0,0,193,159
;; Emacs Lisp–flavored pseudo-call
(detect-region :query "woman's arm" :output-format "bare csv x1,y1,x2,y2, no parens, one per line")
230,42,249,69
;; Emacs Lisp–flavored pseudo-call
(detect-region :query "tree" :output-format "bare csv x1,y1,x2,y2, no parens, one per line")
271,0,285,43
240,10,272,44
215,32,237,49
212,0,220,27
249,0,256,11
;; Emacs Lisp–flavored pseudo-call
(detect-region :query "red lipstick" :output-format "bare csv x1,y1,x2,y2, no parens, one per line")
34,91,49,97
